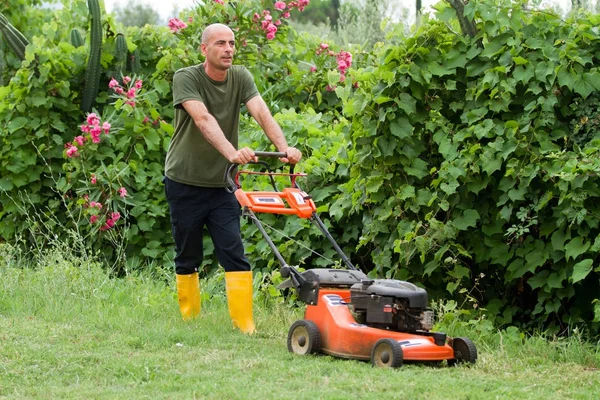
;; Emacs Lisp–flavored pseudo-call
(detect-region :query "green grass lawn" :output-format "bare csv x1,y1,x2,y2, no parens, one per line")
1,249,599,399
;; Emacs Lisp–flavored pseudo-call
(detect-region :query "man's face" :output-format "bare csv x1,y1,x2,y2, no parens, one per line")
201,27,235,71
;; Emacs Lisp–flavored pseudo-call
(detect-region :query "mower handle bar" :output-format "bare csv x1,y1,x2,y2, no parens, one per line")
254,151,287,158
225,150,297,192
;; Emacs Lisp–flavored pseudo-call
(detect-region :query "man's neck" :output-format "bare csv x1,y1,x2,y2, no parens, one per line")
203,63,228,82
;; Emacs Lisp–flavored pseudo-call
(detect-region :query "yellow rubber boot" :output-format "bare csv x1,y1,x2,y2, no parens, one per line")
176,272,201,320
225,271,256,334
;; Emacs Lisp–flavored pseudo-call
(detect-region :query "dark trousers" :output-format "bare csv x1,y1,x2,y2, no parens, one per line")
164,176,251,275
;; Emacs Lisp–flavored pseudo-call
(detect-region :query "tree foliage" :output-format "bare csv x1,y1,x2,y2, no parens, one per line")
111,0,160,27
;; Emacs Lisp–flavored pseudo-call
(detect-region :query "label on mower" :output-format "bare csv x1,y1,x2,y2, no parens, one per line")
324,294,345,306
396,339,431,347
255,196,282,204
291,192,306,205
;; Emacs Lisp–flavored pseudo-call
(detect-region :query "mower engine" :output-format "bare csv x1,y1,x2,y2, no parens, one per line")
349,279,434,333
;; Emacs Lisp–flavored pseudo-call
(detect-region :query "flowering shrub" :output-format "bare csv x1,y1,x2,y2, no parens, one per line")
62,73,172,263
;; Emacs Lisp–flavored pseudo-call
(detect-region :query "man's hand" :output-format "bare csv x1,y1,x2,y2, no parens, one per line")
280,147,302,164
229,147,257,164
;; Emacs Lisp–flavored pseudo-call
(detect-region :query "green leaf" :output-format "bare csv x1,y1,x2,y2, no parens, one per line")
398,185,415,201
389,118,413,139
453,209,480,230
404,158,429,179
573,73,598,99
365,175,384,193
564,237,590,261
557,65,576,89
572,259,593,283
528,270,549,289
428,61,453,77
513,64,535,84
396,93,417,115
8,117,28,133
143,130,161,151
551,229,567,252
547,272,564,289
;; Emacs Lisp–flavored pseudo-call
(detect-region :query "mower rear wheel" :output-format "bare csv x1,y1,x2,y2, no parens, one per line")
371,338,404,368
448,337,477,366
287,320,321,355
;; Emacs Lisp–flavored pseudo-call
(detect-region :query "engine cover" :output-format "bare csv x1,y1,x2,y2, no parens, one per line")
350,279,428,308
350,279,433,332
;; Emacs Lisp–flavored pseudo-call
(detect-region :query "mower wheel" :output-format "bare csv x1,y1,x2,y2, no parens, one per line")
287,320,321,355
371,338,404,368
448,337,477,366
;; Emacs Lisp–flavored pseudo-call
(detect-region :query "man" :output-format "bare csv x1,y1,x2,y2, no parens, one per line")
164,23,302,334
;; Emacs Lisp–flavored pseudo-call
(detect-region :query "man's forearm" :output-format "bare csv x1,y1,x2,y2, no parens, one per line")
196,115,238,161
258,113,289,152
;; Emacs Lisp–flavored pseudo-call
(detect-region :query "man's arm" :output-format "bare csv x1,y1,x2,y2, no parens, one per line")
246,95,302,163
181,99,256,164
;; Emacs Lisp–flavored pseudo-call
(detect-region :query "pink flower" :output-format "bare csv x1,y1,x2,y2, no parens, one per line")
310,65,317,73
320,43,329,49
125,101,136,107
90,174,97,184
127,87,137,99
89,201,102,209
214,0,224,4
282,11,290,18
90,215,98,224
90,126,102,143
118,187,128,198
122,76,131,84
66,145,79,158
74,135,85,146
143,116,150,124
108,78,119,89
326,84,336,92
168,18,188,33
80,124,90,133
115,87,124,95
102,121,111,134
111,211,121,222
134,79,143,89
337,50,353,74
274,1,286,10
86,113,100,126
266,31,276,40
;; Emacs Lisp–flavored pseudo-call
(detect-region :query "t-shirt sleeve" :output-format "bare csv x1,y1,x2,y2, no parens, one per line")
173,69,203,108
240,67,260,104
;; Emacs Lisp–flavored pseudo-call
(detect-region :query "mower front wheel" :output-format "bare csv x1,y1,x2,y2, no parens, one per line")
287,320,321,356
371,338,404,368
448,337,477,366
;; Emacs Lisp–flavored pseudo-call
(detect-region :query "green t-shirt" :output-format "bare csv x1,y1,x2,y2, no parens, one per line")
165,64,259,187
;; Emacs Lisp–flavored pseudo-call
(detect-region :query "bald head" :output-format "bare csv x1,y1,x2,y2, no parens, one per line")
201,23,234,44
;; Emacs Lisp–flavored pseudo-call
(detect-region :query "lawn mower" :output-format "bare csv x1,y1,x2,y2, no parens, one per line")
226,152,477,368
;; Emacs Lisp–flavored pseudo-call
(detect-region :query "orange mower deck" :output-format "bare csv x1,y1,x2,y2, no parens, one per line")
304,288,454,362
